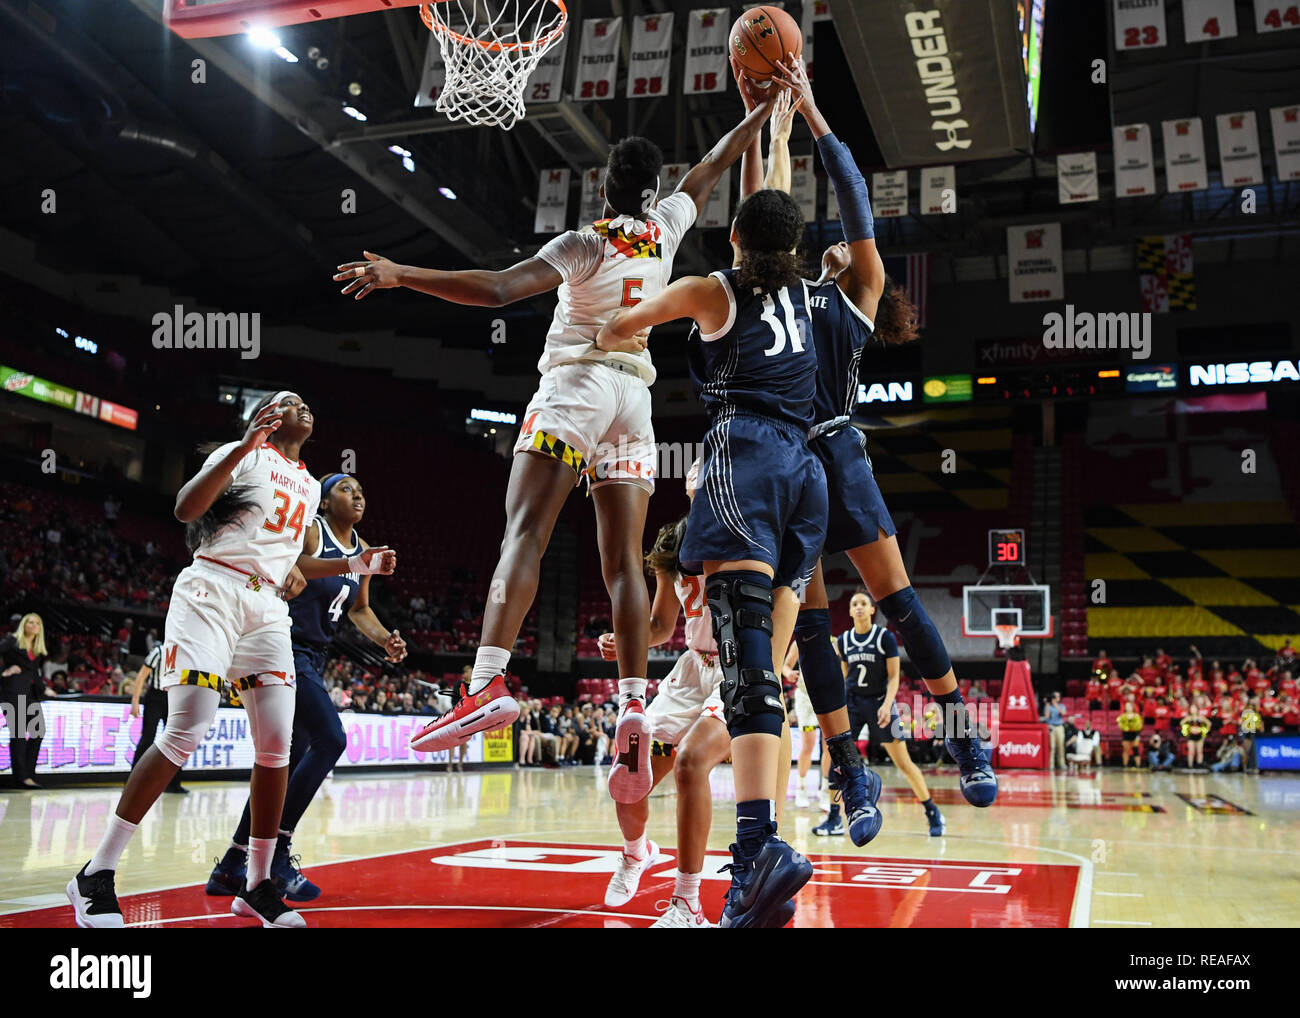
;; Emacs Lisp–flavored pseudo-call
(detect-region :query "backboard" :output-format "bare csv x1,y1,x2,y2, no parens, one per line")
961,584,1052,639
163,0,423,39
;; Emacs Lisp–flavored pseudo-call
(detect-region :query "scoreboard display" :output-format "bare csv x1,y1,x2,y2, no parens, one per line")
989,528,1026,566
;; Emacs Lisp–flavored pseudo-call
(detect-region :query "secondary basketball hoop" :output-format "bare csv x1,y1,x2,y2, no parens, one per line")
419,0,568,130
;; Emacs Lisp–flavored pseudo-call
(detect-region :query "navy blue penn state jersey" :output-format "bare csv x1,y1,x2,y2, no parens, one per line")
836,624,897,699
806,278,877,426
288,518,362,647
687,269,819,430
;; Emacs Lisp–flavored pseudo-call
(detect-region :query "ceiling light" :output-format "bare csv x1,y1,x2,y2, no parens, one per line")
273,45,298,63
439,187,457,199
401,155,416,172
247,27,281,49
342,105,367,122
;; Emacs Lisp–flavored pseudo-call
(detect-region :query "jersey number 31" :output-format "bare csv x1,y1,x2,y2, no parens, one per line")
760,288,806,358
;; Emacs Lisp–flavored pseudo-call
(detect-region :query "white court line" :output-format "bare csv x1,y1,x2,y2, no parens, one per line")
946,836,1093,929
1096,891,1144,897
1094,919,1152,926
125,904,661,928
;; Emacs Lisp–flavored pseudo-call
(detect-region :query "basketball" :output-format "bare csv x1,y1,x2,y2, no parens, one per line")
729,5,802,84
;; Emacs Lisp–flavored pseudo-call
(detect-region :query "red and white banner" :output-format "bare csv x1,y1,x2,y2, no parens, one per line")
1113,0,1167,49
700,166,732,228
800,0,832,79
1113,123,1157,197
627,12,673,98
997,727,1047,768
413,32,445,108
1253,0,1300,33
1007,222,1064,304
790,151,817,222
534,167,570,233
525,23,569,103
1271,105,1300,180
575,17,621,102
1161,117,1208,192
661,161,690,196
1182,0,1238,41
578,166,604,226
870,170,908,218
684,8,729,95
1057,151,1099,203
1215,111,1264,187
918,165,956,215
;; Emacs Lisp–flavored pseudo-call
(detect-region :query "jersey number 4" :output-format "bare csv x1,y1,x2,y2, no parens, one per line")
328,586,349,623
760,288,806,358
263,490,307,540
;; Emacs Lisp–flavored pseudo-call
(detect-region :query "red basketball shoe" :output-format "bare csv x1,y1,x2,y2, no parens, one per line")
411,675,519,753
607,696,652,803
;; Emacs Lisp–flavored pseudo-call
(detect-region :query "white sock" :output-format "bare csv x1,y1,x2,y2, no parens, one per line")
469,646,511,695
248,836,276,888
619,678,647,703
88,814,138,875
623,834,647,860
673,870,702,909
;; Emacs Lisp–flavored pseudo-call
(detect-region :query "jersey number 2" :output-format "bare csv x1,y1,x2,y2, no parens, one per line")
681,575,705,619
760,288,806,357
263,490,306,540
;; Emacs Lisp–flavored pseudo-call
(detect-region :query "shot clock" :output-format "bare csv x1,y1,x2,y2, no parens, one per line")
989,528,1025,566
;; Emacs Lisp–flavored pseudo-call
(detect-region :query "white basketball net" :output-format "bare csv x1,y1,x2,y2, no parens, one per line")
994,624,1020,650
420,1,567,130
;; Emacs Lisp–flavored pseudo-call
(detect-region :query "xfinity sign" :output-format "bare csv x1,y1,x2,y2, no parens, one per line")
1189,360,1300,386
857,381,914,404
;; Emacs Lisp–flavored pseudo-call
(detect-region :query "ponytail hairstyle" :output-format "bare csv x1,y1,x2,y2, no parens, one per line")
644,516,688,576
874,274,920,345
733,189,806,292
604,136,664,218
185,391,277,551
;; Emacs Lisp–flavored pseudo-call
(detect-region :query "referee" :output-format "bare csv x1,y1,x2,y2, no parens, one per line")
129,644,187,794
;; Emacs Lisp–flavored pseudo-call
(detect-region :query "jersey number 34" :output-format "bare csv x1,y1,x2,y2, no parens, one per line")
263,490,307,541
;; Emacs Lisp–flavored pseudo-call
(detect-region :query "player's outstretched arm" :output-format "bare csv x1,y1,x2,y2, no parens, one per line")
732,56,766,201
297,544,395,580
334,251,562,308
174,401,280,522
595,275,727,353
763,86,798,195
675,89,779,215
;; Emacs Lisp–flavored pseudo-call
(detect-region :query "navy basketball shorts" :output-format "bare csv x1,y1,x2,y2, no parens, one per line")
848,694,898,746
293,643,329,691
680,409,828,595
813,426,897,556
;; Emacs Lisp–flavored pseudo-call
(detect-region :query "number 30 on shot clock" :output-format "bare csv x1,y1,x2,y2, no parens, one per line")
988,528,1025,565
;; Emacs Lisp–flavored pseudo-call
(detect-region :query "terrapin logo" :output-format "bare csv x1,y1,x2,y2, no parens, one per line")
50,950,152,998
903,10,970,153
4,372,33,392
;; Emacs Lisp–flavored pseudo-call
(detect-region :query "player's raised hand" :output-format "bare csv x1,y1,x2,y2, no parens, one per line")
730,54,757,113
770,85,800,145
349,546,397,575
334,251,404,300
385,629,408,663
773,54,814,116
240,400,282,451
597,632,618,661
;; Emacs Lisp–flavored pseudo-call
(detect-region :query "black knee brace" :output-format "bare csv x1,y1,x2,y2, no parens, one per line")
707,571,785,737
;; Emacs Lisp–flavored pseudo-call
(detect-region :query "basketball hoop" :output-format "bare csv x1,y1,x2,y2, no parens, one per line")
994,623,1020,651
419,0,568,130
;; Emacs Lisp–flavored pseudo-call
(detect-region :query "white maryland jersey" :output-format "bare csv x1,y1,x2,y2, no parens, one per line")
534,190,699,386
674,571,716,655
191,441,321,588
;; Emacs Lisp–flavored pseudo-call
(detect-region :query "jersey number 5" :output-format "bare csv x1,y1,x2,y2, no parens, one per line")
621,278,644,307
760,288,806,358
263,490,307,540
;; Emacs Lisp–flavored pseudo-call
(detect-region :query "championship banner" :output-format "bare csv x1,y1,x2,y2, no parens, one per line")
1057,151,1099,203
1271,105,1300,180
919,165,956,214
800,0,833,79
826,0,1031,166
1113,0,1167,49
661,161,690,195
578,166,604,226
1007,222,1064,304
1138,234,1197,313
575,17,621,102
1215,111,1264,187
628,12,673,98
700,166,732,228
1182,0,1238,42
413,31,445,108
790,151,817,222
1253,0,1300,33
871,170,909,218
1113,123,1157,196
684,8,729,95
534,167,571,233
1161,117,1208,192
525,23,569,103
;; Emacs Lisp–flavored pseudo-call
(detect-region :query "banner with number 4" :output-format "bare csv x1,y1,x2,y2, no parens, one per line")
1254,0,1300,31
1183,0,1238,41
1113,0,1166,49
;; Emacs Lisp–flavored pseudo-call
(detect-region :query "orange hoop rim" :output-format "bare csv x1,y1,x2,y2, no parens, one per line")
993,623,1020,648
419,0,568,54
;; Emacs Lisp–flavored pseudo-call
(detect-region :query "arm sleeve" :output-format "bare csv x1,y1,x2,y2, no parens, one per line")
651,191,700,253
882,631,899,659
536,231,604,287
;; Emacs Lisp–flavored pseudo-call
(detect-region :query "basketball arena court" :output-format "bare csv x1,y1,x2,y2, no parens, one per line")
0,0,1298,966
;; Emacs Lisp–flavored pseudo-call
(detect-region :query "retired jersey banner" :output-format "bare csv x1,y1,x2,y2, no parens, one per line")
1114,123,1157,197
919,165,956,214
1215,111,1264,187
1162,117,1208,192
628,12,673,98
534,168,571,234
1253,0,1300,32
1271,105,1300,180
1138,234,1197,313
1057,151,1099,203
526,23,569,103
575,17,621,102
871,170,909,218
684,8,729,94
578,167,604,226
1007,223,1064,304
790,151,817,221
800,0,833,78
413,31,445,108
700,166,732,228
661,161,690,196
1182,0,1238,41
1113,0,1167,49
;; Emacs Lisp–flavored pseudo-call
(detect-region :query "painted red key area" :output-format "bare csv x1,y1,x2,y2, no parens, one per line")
2,840,1078,928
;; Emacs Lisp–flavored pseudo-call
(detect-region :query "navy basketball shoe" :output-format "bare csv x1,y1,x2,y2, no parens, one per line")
829,762,883,846
205,846,247,896
718,836,813,929
272,835,321,902
924,799,946,837
946,720,999,807
812,806,844,836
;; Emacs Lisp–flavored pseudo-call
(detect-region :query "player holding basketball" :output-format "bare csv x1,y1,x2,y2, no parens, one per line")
755,56,998,813
334,98,781,807
206,472,407,901
66,392,395,928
